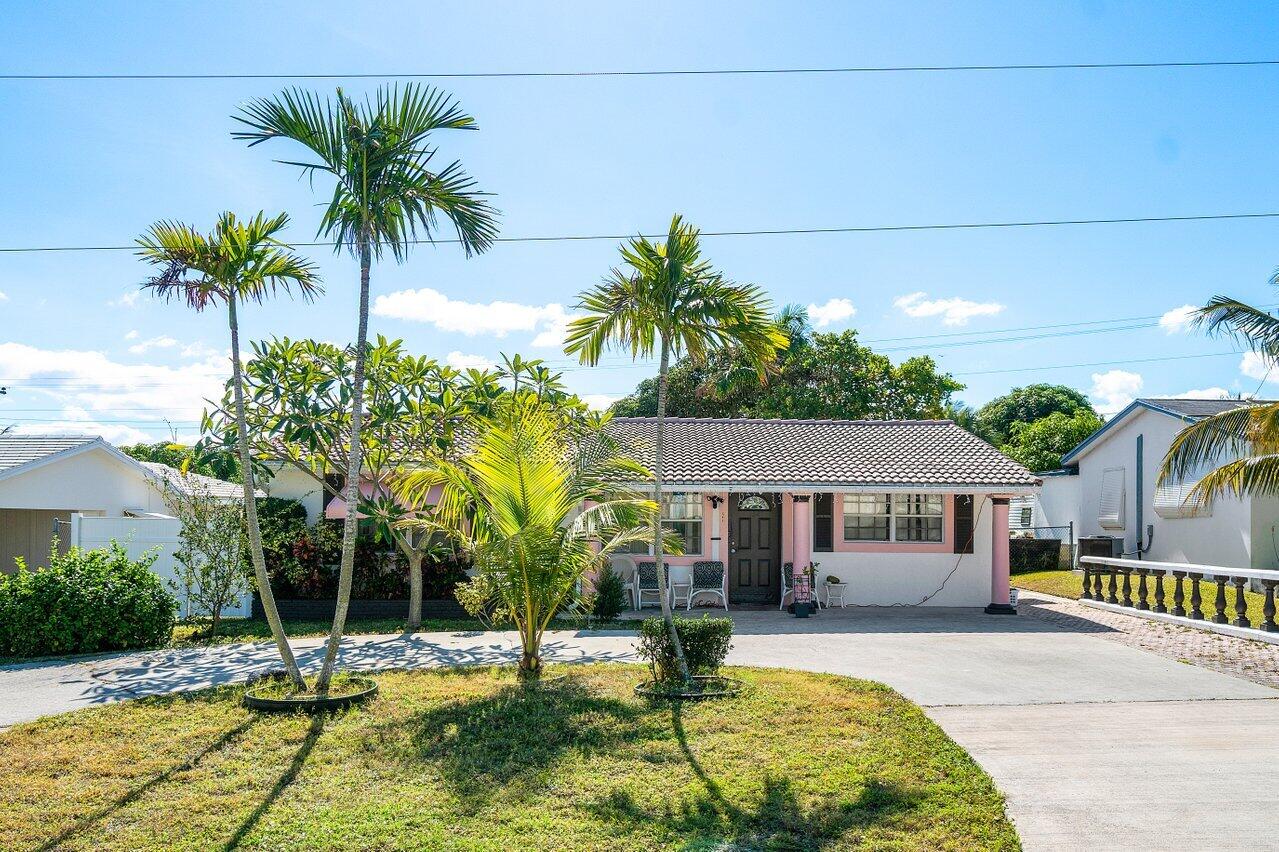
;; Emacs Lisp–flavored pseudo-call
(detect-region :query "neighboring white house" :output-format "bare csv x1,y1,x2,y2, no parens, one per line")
0,435,253,616
1060,398,1279,572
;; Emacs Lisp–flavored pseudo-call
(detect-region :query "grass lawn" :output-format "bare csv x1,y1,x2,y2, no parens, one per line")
0,665,1019,851
1014,569,1270,619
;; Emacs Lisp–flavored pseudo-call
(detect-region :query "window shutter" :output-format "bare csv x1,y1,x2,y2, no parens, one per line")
953,494,974,554
1099,467,1126,530
813,493,834,552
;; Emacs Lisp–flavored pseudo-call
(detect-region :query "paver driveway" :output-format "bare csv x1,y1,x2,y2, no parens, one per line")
2,607,1275,851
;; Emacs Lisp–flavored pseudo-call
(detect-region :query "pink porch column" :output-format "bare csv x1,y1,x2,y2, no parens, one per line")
985,497,1016,614
790,493,813,571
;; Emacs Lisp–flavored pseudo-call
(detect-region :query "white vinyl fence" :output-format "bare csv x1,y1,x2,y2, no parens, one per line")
69,513,251,618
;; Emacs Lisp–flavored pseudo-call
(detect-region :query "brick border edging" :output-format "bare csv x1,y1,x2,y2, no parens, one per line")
1077,598,1279,646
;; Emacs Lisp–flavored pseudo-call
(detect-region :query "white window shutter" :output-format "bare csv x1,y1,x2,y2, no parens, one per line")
1099,467,1126,530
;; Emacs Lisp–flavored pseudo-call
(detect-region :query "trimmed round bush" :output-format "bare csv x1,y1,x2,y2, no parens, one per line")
0,542,178,658
637,615,733,684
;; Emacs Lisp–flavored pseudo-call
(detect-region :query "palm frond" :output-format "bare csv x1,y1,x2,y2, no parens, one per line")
234,83,500,260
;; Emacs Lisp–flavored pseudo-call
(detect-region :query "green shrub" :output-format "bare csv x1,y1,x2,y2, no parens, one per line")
591,565,628,621
0,542,178,658
637,615,733,684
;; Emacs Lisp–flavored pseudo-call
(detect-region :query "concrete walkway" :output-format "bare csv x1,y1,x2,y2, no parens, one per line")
2,607,1276,850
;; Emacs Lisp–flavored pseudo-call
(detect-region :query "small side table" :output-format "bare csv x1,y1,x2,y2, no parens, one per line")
824,582,849,608
670,581,693,610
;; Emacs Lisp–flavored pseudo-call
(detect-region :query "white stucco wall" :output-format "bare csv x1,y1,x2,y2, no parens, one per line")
813,497,995,607
0,448,167,514
1035,474,1081,532
1076,407,1254,570
262,465,326,524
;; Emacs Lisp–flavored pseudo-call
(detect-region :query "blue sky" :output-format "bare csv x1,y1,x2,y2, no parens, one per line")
4,1,1279,443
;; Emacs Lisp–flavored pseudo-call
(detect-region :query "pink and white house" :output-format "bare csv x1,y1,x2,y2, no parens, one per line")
606,418,1040,612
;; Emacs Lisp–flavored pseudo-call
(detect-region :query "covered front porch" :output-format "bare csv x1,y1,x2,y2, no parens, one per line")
607,488,1017,612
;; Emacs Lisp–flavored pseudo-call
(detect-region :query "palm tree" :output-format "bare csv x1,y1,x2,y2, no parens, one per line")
564,214,787,683
396,397,663,677
234,84,499,692
1161,296,1279,501
135,211,320,689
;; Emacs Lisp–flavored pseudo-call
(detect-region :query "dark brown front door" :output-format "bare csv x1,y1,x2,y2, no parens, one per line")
729,494,780,604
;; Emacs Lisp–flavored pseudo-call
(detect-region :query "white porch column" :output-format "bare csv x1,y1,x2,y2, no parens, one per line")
985,496,1016,614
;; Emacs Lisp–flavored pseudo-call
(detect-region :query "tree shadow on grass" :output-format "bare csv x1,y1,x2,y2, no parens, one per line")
221,714,327,851
587,703,922,850
372,674,661,808
36,712,259,852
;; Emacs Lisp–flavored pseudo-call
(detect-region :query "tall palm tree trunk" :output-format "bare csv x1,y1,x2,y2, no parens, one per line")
316,237,372,693
405,531,423,631
228,293,306,689
653,337,692,683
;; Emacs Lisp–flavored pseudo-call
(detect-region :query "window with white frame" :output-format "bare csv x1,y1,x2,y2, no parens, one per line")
893,493,945,542
842,493,891,541
662,492,703,555
843,493,944,542
1099,467,1126,530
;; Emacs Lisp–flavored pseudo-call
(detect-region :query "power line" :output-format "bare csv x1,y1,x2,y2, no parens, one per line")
958,350,1241,376
4,211,1279,254
5,59,1279,81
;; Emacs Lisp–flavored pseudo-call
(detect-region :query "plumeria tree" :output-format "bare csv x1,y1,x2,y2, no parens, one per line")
395,395,669,677
234,84,499,692
136,211,319,689
203,336,496,630
565,214,786,683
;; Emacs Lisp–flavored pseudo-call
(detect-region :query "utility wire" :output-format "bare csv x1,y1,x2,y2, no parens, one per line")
5,59,1279,81
4,211,1279,254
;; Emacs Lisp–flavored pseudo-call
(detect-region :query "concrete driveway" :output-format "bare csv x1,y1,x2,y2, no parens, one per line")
2,607,1276,851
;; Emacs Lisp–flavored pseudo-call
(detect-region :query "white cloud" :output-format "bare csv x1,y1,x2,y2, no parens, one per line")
8,420,154,446
127,335,178,355
1170,387,1230,399
372,287,574,348
530,305,580,349
445,351,497,372
0,342,229,441
806,298,856,328
1158,304,1198,334
1240,351,1277,382
1089,369,1144,415
0,290,9,302
579,394,619,411
124,329,139,340
109,291,141,308
893,292,1005,326
180,341,221,360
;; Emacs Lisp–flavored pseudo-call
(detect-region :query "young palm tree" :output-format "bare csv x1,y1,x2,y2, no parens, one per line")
136,211,320,689
564,214,787,682
1161,296,1279,500
396,397,663,677
234,84,499,692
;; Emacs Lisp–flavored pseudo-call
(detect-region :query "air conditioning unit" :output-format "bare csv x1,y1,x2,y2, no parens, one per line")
1078,535,1124,559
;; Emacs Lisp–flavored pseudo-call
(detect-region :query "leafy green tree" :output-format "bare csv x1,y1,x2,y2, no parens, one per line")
975,384,1094,445
136,211,319,690
611,330,960,421
1000,409,1103,472
204,336,503,630
162,478,250,639
235,84,499,693
1161,294,1279,502
397,397,662,677
119,441,242,482
566,214,786,684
